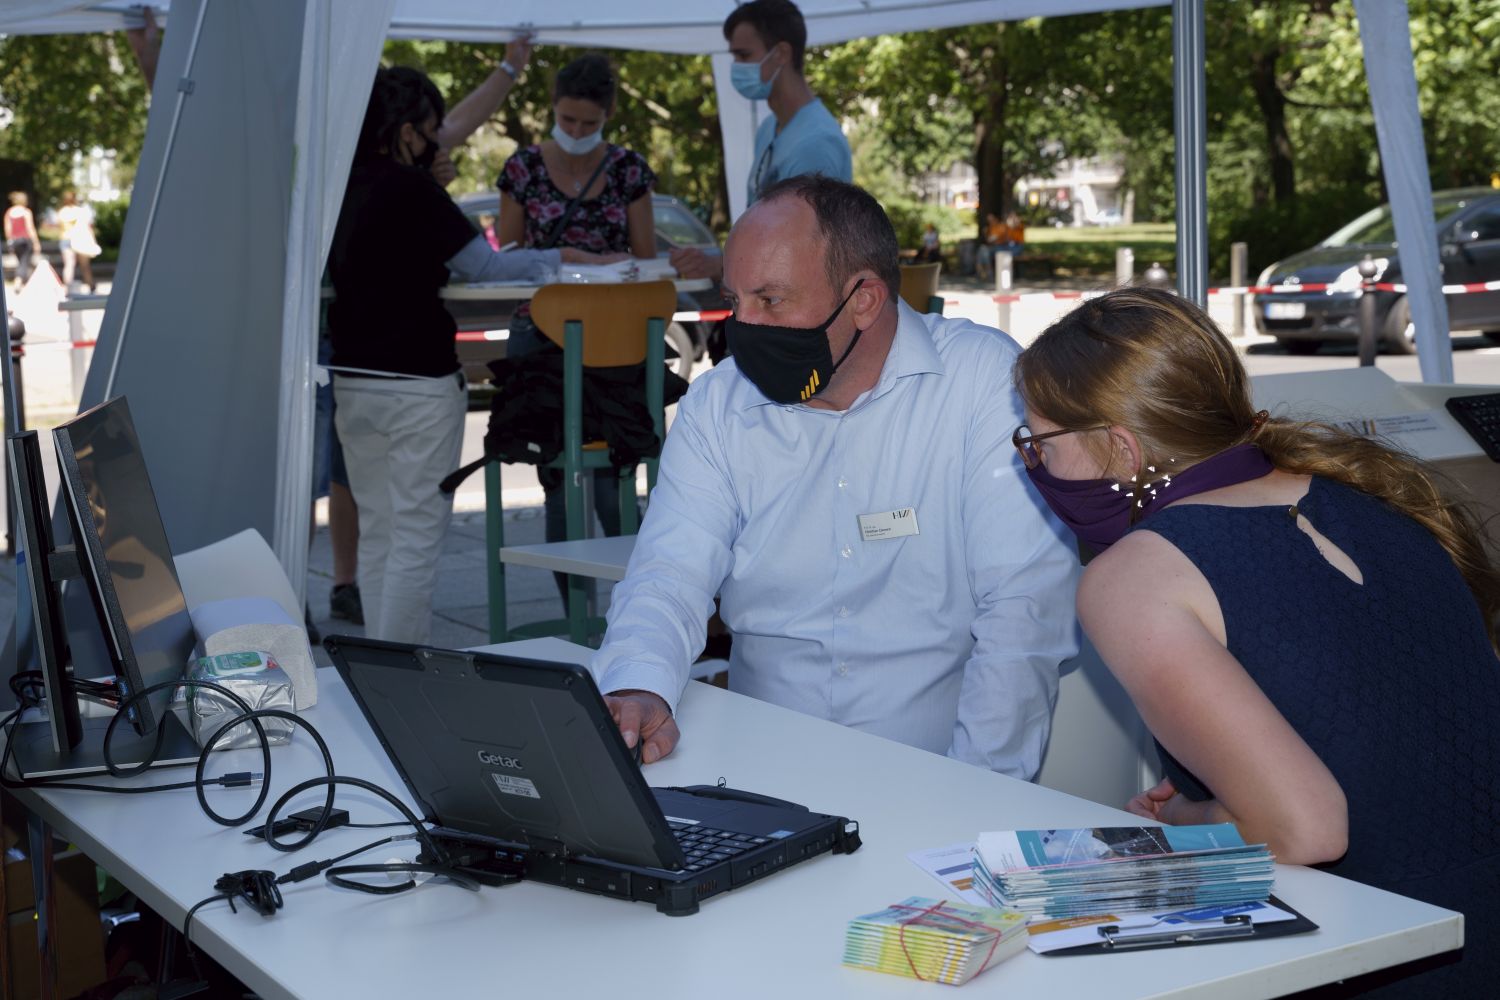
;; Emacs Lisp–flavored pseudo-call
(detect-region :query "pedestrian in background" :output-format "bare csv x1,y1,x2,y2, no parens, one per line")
5,192,41,292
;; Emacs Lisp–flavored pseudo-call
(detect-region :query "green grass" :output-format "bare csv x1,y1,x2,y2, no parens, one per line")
1026,222,1177,277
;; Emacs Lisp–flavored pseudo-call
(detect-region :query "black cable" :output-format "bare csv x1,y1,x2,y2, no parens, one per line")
105,679,266,780
345,820,417,829
324,861,481,896
193,708,333,840
180,833,428,959
0,681,271,796
262,775,436,858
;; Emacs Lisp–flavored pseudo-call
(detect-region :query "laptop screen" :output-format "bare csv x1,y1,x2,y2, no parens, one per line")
330,637,680,870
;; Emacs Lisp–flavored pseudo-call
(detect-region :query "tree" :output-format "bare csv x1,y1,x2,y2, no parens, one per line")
810,17,1130,237
0,32,151,205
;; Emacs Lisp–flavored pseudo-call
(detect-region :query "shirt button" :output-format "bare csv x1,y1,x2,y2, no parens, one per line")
837,662,849,676
838,606,850,618
837,477,848,489
840,545,853,559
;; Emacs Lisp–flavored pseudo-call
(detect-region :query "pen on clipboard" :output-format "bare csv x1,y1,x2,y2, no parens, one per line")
1097,914,1254,949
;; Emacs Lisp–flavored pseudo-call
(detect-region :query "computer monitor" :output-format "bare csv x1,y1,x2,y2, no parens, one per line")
5,430,81,752
4,397,202,778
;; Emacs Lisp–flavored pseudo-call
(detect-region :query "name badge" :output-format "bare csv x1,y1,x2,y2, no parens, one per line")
858,507,919,542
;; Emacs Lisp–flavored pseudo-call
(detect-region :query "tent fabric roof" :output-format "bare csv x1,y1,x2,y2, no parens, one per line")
3,0,1167,51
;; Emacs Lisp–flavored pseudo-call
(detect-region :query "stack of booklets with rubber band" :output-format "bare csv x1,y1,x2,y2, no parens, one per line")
843,896,1028,985
971,824,1275,919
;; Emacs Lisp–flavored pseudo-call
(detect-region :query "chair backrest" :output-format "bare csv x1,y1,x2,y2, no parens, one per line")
898,262,942,313
530,280,679,367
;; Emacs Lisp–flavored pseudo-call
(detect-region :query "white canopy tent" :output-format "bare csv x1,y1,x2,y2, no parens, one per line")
0,0,1447,598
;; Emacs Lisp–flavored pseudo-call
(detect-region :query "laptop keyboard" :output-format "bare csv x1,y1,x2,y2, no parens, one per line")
669,821,773,872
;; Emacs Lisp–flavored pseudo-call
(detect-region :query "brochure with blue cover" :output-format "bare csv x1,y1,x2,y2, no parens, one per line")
972,825,1275,918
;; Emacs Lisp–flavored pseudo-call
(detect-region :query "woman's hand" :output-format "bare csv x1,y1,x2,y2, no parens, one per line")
1127,777,1233,828
505,34,533,75
559,248,632,265
1126,777,1179,820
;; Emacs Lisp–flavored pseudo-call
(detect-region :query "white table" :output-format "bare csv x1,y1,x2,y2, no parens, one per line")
499,534,638,583
8,638,1462,999
440,276,713,301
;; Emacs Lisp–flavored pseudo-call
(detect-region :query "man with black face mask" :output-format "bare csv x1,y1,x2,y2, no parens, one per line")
595,176,1079,779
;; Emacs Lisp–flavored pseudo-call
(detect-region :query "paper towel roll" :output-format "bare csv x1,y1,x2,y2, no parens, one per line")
189,598,317,709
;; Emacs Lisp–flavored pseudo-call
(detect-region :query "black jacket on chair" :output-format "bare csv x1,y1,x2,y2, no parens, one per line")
439,348,689,494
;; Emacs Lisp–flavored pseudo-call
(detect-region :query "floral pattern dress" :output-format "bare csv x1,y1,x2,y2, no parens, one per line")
497,144,656,255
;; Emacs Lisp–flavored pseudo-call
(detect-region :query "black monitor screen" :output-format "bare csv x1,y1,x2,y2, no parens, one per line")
53,397,194,734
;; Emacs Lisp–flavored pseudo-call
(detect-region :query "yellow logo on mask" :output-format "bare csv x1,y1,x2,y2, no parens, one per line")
799,369,821,401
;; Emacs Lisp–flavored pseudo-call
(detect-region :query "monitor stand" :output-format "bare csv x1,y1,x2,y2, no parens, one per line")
8,710,202,780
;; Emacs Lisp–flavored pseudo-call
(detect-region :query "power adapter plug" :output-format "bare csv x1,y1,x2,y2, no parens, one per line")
244,806,350,839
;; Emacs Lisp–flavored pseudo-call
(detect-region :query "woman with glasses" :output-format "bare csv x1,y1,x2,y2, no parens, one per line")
1014,286,1499,996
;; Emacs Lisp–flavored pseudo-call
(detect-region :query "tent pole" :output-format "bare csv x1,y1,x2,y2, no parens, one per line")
1172,0,1208,306
101,0,212,400
1353,0,1452,383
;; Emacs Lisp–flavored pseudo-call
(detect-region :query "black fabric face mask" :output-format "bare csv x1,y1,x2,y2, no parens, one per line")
406,127,438,171
726,279,865,404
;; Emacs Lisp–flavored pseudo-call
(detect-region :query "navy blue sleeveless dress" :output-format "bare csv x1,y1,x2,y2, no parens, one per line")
1139,476,1500,997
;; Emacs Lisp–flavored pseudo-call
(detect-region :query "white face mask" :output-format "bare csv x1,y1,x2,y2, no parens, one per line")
551,122,604,156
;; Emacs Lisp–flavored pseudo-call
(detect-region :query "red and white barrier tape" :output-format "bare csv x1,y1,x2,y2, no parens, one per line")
996,279,1500,303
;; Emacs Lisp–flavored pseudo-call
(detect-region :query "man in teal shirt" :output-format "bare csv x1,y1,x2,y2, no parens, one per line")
671,0,853,281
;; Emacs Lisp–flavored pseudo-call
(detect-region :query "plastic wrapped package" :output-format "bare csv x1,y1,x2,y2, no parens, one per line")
186,652,296,750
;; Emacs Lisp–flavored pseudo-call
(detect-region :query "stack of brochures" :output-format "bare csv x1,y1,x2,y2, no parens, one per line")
843,896,1028,985
971,824,1274,919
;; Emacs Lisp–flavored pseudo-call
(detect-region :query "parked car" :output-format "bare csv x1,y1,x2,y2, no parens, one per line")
1252,187,1500,355
451,192,725,386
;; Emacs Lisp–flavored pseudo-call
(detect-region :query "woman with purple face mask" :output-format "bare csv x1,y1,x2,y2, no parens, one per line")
1015,287,1500,997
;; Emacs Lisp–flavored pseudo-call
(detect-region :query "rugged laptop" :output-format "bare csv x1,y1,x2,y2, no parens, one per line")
326,636,861,916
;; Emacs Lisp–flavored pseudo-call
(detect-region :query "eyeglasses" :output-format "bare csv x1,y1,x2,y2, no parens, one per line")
1012,423,1106,470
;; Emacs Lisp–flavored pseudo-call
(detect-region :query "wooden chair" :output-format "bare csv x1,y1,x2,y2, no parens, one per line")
485,279,677,644
898,262,944,314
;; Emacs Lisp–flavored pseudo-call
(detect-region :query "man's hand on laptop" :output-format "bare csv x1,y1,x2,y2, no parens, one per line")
605,690,680,764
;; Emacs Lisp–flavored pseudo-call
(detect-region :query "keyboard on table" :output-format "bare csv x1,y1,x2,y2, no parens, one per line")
668,822,774,873
1445,392,1500,462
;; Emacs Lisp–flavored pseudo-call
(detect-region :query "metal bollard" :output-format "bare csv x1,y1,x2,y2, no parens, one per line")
1230,242,1248,338
1356,254,1380,367
993,251,1015,332
6,314,26,557
1143,261,1171,289
1115,247,1135,287
996,292,1012,333
67,295,90,400
993,251,1014,294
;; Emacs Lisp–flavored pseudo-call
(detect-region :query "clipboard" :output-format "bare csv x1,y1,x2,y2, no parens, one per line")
1036,896,1318,957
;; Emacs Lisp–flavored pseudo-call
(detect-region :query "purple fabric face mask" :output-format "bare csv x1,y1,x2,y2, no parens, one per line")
1025,443,1274,553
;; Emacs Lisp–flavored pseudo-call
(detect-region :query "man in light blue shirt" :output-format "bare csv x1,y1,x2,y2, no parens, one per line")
669,0,853,282
599,177,1079,779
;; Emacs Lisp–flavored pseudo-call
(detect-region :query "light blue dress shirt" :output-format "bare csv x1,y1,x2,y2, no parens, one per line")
748,99,853,204
593,304,1080,779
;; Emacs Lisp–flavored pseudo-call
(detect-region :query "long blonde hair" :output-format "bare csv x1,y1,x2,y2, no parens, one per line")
1014,286,1500,649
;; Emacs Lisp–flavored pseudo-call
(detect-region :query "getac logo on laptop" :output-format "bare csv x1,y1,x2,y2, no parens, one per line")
477,750,523,770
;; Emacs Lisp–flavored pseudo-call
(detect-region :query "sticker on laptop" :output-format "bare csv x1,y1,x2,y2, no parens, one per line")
768,830,794,839
489,773,540,799
663,816,701,825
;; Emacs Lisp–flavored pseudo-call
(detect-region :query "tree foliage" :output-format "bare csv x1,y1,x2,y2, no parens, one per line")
3,1,1498,280
0,32,150,205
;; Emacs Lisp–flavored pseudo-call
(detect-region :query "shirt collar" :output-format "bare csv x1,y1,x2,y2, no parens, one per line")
737,300,946,411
